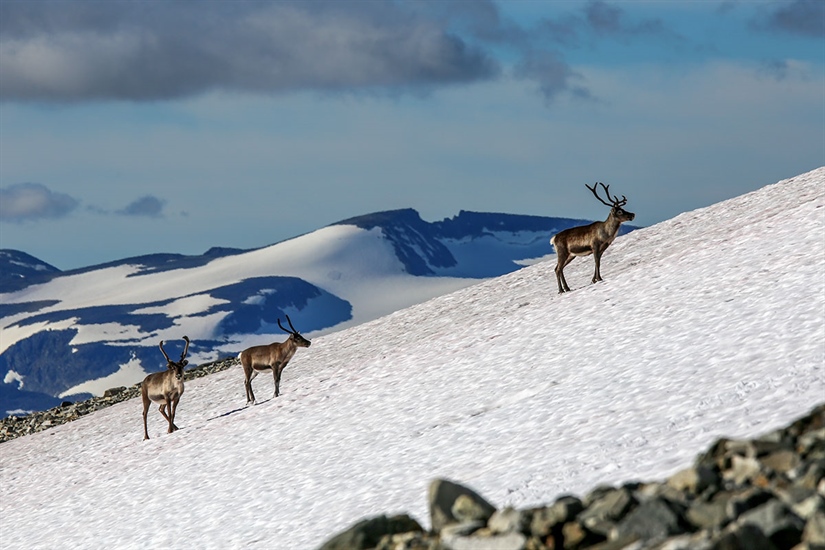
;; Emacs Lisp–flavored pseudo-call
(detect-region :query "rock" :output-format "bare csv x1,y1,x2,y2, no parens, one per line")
686,500,728,530
726,488,774,520
452,494,492,524
612,498,685,543
530,495,584,538
726,455,762,485
318,514,423,550
584,533,640,549
562,521,606,548
803,511,825,545
488,506,530,535
103,386,126,398
798,428,825,454
668,465,719,495
761,450,799,474
713,523,776,550
375,530,438,550
578,488,635,528
441,530,526,550
736,500,804,548
797,462,825,492
791,495,824,520
429,479,496,533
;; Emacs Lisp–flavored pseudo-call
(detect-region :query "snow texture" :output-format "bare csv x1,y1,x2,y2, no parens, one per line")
0,168,823,549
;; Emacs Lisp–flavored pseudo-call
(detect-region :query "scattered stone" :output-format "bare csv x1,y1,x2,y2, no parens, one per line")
429,478,496,533
103,386,126,398
441,530,526,550
531,495,585,538
686,500,728,530
318,403,825,550
612,498,685,542
803,511,825,545
667,465,718,495
488,506,530,535
319,515,423,550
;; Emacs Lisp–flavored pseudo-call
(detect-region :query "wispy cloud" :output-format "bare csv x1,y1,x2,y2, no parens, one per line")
116,196,166,218
760,0,825,38
514,50,593,103
538,0,682,47
0,182,79,223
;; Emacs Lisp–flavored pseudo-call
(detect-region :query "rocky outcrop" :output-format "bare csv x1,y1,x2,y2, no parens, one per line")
319,403,825,550
0,357,239,443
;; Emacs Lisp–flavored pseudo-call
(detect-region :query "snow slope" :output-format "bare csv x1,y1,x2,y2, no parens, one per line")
1,210,596,410
0,168,823,549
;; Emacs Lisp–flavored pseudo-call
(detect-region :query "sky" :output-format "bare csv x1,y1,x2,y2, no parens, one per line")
1,167,823,549
0,0,823,270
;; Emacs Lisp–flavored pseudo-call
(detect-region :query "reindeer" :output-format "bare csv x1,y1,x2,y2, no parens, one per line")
141,336,190,440
551,182,635,293
239,315,311,405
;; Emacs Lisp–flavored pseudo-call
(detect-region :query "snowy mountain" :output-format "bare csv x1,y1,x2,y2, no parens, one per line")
0,167,821,549
0,209,621,415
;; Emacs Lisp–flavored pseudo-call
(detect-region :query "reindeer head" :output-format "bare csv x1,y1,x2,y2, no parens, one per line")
586,182,635,223
278,315,311,348
159,336,191,380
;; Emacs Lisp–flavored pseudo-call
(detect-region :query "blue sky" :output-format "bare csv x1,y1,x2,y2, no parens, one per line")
1,0,823,270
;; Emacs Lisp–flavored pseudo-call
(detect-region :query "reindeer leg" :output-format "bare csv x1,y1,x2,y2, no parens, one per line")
592,245,606,283
141,387,151,440
246,369,258,405
556,253,574,293
169,395,180,432
272,362,282,398
561,256,575,292
158,402,175,433
555,249,573,293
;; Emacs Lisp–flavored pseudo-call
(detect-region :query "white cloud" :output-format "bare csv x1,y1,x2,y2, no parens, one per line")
0,182,79,223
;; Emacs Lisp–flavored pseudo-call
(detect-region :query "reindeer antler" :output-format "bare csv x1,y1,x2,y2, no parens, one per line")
285,314,298,333
179,336,190,365
586,182,627,208
159,337,190,366
278,315,300,335
159,340,172,363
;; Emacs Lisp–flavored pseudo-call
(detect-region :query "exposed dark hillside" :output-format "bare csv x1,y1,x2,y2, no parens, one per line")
0,250,61,293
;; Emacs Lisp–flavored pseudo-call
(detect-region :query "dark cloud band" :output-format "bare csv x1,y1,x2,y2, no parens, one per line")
0,1,498,102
